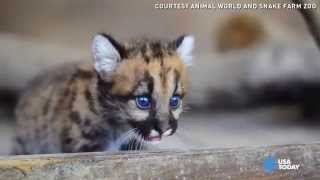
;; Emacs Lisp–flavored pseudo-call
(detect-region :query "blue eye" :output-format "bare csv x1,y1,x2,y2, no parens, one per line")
170,95,181,109
135,96,151,109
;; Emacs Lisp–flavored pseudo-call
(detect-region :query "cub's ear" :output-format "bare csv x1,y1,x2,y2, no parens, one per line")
175,35,195,66
92,34,123,76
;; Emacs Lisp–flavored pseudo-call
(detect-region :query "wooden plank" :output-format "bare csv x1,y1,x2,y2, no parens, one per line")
0,143,319,180
292,0,320,49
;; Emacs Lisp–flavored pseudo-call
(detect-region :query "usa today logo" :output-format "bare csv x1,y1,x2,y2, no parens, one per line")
263,156,300,173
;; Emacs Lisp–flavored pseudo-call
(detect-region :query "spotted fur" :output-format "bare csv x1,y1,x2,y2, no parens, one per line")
13,34,194,154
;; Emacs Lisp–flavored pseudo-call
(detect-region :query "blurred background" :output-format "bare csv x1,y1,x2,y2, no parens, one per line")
0,0,320,155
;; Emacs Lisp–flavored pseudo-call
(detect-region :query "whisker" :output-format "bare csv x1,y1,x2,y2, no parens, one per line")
133,136,138,151
118,129,136,144
133,132,140,151
129,129,139,151
136,133,143,151
127,134,136,151
129,136,134,151
110,128,137,151
128,138,132,151
139,134,145,150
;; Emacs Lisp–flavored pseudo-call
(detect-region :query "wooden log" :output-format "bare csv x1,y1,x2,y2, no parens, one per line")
0,143,319,180
292,0,320,49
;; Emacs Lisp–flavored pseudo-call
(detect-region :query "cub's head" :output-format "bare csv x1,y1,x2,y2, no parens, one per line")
92,34,194,145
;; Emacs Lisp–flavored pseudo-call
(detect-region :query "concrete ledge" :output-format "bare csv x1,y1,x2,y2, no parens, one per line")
0,143,319,180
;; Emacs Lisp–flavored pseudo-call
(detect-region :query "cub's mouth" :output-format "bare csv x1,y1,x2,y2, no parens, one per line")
119,128,174,150
144,136,161,142
145,129,161,141
128,120,176,143
143,129,173,144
